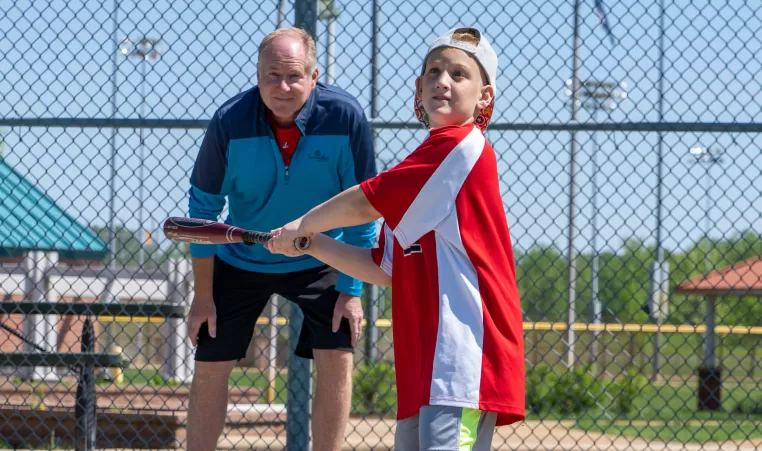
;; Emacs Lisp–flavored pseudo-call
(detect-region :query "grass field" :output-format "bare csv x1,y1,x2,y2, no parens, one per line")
567,380,762,443
120,367,290,403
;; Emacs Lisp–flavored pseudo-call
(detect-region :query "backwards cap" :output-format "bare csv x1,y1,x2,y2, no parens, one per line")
414,27,498,130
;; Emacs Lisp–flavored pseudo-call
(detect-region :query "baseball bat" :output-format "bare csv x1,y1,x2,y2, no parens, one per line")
162,217,311,250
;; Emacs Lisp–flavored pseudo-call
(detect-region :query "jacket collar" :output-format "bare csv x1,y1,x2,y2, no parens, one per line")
256,84,318,135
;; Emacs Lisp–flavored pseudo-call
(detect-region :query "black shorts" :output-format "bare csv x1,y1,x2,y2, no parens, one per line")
194,256,353,361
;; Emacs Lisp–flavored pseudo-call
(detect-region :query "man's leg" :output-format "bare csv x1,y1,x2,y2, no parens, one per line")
187,256,276,451
186,360,237,451
312,349,353,451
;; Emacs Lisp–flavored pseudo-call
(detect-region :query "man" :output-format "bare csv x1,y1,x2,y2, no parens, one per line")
184,27,377,451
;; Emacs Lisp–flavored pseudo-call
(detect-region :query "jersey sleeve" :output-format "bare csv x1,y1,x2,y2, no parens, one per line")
360,126,480,249
370,222,394,276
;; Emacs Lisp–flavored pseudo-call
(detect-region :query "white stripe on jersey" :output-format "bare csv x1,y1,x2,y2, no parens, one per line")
393,127,485,249
429,205,485,408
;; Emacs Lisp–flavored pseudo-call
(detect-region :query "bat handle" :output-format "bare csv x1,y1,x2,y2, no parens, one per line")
242,230,273,245
242,230,311,252
294,237,311,251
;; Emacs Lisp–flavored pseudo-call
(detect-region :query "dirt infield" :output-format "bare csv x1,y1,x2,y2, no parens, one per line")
209,418,762,451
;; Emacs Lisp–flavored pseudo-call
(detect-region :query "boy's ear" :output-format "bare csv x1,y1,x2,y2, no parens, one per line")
415,75,423,95
478,84,495,111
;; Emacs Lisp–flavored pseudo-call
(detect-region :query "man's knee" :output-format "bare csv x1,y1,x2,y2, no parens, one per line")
313,349,353,374
191,360,237,386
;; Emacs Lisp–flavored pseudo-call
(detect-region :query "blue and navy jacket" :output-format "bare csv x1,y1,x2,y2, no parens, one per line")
188,82,377,296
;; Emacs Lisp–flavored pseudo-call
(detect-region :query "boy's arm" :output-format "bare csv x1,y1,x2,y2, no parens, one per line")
334,108,378,296
304,186,381,235
277,233,391,287
269,186,381,256
270,129,465,254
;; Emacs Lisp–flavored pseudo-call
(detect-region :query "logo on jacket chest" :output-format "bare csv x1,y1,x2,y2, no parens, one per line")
307,149,329,163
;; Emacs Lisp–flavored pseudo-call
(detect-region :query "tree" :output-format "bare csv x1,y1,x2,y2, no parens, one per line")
517,244,568,322
90,224,186,270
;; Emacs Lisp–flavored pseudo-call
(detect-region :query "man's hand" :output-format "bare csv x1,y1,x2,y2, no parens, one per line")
188,294,217,347
333,293,363,347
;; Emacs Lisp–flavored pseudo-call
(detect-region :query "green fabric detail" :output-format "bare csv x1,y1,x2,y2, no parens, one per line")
459,407,481,450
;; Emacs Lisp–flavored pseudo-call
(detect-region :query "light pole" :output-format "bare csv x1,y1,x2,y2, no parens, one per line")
119,37,160,270
650,0,667,380
564,0,582,369
688,146,724,274
576,80,627,373
278,0,287,28
319,0,339,84
107,0,120,272
687,145,724,410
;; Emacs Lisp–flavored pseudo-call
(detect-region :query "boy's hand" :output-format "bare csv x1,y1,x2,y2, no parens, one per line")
266,218,312,256
333,293,363,347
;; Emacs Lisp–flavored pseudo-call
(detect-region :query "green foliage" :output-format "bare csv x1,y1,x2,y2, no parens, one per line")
526,364,603,416
517,229,762,328
608,369,649,415
733,393,762,415
553,366,603,415
525,363,557,415
352,360,397,416
90,224,188,270
517,245,568,322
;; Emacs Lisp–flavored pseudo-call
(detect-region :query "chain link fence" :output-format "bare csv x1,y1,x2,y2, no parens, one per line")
1,0,762,449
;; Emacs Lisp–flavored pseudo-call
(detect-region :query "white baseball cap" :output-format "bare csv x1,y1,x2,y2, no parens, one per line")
421,27,499,96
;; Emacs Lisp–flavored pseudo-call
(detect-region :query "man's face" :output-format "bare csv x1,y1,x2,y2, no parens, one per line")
257,36,318,126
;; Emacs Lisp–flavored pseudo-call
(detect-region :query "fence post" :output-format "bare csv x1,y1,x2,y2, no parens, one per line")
163,257,191,383
266,294,279,404
287,298,312,450
288,1,318,448
97,272,119,363
365,283,378,363
21,250,58,381
74,318,96,451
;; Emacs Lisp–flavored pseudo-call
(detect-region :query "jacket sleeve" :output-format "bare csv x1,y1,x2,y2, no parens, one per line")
334,106,378,296
187,110,232,258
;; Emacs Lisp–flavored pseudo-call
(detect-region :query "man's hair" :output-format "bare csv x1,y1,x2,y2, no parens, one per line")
258,27,317,71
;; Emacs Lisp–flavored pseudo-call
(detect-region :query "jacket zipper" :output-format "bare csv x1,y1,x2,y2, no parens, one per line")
265,120,304,186
285,126,306,185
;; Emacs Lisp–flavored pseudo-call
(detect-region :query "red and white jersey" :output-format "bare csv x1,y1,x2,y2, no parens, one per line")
360,124,525,427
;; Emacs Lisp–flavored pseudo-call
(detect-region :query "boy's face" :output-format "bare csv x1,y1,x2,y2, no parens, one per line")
416,47,494,129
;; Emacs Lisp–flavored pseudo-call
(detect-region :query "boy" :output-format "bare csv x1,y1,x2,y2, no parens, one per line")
267,27,525,450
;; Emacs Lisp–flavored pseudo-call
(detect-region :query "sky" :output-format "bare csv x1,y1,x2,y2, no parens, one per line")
1,0,761,257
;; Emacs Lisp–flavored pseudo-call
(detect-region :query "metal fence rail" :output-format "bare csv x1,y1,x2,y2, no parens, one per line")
1,0,762,450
